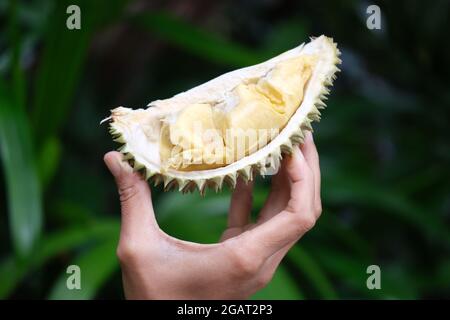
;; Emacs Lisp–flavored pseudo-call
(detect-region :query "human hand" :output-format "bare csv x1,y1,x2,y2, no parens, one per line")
104,132,321,299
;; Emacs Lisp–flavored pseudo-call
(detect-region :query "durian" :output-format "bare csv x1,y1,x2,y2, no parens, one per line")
103,35,341,194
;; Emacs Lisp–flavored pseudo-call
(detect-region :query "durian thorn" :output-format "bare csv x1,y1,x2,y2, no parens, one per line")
133,161,145,171
224,174,237,189
164,179,178,192
163,176,174,188
145,169,155,180
100,116,112,125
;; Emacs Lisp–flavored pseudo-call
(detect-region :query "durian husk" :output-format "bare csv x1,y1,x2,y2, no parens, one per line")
105,35,341,195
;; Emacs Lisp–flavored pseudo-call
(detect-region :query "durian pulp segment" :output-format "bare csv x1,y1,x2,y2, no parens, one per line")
160,55,316,171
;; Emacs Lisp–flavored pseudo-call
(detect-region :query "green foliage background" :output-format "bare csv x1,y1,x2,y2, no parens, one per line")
0,0,449,299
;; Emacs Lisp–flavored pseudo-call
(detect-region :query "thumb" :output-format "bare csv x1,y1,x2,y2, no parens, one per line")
104,151,158,238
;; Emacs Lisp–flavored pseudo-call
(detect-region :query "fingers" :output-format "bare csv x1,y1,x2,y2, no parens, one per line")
260,133,321,223
261,133,322,270
284,146,315,214
300,132,322,218
104,151,159,239
228,133,322,273
237,148,317,260
228,178,253,228
285,144,311,183
258,164,290,222
240,210,316,261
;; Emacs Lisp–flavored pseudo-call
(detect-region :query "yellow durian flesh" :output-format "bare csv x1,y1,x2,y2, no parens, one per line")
160,55,316,171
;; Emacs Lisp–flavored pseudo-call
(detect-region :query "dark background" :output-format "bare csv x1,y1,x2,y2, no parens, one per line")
0,0,449,299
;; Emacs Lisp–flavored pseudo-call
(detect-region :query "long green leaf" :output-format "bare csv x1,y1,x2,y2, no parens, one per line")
8,0,25,109
31,0,92,141
312,246,419,299
251,265,304,300
155,191,228,243
0,88,42,257
0,219,119,298
31,0,129,143
37,135,61,189
324,173,450,245
132,12,265,68
48,236,119,300
287,246,338,299
319,212,373,259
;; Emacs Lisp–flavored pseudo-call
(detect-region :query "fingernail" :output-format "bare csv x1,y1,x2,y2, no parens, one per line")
104,153,123,178
306,131,314,142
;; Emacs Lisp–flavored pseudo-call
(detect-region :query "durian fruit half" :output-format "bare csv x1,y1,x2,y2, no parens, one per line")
104,35,341,194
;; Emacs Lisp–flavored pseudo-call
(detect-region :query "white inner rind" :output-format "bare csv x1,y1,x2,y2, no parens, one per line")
110,35,340,181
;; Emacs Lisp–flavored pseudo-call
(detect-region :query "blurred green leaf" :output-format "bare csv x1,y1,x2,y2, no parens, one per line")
35,219,119,267
0,256,20,299
319,213,373,259
393,165,442,196
262,19,309,56
287,246,338,299
324,173,450,245
425,259,450,292
133,11,265,68
0,87,42,257
156,192,228,243
312,246,419,299
8,0,25,109
51,200,96,225
37,136,61,189
31,0,129,143
0,219,119,298
48,236,118,300
251,265,304,300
